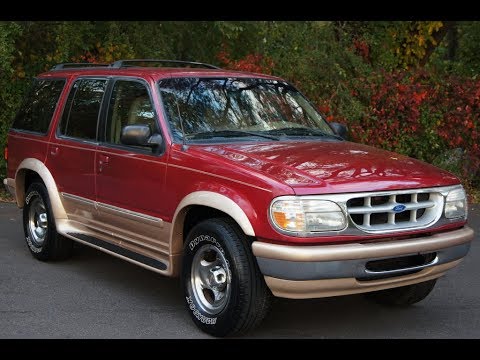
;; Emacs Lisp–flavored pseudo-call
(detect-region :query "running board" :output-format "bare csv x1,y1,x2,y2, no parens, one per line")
66,232,167,271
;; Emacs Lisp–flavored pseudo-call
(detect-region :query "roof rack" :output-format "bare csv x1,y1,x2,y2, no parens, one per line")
51,63,109,70
109,59,221,70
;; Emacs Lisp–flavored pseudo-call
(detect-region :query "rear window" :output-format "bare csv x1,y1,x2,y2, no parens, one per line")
11,78,66,134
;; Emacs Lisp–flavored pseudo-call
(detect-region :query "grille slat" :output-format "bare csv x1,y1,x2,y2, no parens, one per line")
346,190,442,232
363,213,370,226
410,209,417,222
348,200,435,214
388,212,395,224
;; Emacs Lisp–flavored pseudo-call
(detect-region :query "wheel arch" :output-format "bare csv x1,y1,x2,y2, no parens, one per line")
15,158,67,220
170,191,256,254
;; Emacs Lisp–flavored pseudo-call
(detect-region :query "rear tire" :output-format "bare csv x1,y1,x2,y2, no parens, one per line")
365,279,437,306
23,182,73,261
182,218,271,337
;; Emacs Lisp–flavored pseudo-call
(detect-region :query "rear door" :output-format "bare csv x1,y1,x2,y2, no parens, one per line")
46,77,108,226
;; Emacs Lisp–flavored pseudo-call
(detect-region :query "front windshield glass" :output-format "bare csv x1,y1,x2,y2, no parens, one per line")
158,77,335,141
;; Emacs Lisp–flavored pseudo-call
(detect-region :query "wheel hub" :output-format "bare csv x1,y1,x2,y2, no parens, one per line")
191,244,231,315
28,197,48,247
208,265,227,291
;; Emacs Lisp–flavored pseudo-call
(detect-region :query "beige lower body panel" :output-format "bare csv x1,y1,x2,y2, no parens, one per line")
57,218,178,276
253,227,474,262
6,175,179,276
265,259,461,299
58,193,176,276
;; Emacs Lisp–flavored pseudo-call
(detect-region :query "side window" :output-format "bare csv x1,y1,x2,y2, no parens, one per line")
12,78,66,134
105,80,156,145
59,79,107,141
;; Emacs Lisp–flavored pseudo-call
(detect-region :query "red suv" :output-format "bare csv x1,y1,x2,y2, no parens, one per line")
3,60,474,336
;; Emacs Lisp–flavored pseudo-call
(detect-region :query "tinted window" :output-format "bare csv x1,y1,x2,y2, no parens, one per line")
59,79,107,141
12,79,66,134
105,80,155,144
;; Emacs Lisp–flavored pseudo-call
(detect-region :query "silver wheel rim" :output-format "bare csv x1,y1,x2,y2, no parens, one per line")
191,244,231,315
28,197,48,247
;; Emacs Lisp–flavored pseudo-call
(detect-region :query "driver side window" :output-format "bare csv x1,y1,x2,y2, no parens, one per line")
105,80,156,145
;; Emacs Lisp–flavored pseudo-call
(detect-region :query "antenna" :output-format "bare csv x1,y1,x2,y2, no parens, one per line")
175,99,188,151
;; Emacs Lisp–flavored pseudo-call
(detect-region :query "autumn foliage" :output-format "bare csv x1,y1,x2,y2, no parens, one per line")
1,21,480,198
217,45,274,74
319,69,480,189
71,42,133,64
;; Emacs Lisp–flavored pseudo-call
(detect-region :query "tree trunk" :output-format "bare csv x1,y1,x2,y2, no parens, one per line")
446,22,458,61
419,21,454,67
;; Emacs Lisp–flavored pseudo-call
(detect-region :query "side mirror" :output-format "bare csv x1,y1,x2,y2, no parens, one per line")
120,125,163,148
329,122,348,140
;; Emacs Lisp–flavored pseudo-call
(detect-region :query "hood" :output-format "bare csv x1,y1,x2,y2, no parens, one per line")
196,140,459,195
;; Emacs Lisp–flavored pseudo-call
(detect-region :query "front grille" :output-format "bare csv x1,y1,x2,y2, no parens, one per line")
347,190,443,232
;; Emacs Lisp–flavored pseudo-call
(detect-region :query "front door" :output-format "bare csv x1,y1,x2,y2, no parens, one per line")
95,78,170,263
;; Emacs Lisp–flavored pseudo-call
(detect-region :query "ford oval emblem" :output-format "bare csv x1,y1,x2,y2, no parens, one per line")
393,204,407,213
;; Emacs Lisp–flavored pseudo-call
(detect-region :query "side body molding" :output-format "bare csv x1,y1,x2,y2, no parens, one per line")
15,158,67,220
170,191,256,254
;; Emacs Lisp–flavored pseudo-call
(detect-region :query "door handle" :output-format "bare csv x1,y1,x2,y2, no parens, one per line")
50,146,59,156
98,155,110,172
99,155,110,163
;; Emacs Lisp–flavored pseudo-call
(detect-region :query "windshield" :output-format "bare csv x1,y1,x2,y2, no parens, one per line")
158,77,336,142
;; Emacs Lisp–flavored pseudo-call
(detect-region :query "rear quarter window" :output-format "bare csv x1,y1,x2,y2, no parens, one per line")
11,78,66,134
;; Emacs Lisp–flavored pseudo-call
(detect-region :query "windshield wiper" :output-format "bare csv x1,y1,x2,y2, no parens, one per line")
265,127,343,140
187,130,280,141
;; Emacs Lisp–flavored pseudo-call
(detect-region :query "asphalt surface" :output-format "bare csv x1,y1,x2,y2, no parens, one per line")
1,202,479,339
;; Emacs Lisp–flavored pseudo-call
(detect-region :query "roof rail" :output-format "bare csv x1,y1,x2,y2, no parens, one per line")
110,59,221,70
51,63,109,70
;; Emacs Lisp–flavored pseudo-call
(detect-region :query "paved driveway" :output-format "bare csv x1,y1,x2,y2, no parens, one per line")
1,202,478,338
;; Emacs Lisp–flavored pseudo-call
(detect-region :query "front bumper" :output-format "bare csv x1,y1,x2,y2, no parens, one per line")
252,226,474,299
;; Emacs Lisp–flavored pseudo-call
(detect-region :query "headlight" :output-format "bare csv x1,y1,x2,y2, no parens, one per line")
270,198,346,234
445,186,467,219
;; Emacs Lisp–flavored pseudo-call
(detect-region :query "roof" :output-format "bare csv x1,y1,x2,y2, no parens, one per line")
38,66,281,82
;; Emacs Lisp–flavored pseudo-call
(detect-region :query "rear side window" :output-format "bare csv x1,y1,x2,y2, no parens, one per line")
12,78,66,134
59,78,107,141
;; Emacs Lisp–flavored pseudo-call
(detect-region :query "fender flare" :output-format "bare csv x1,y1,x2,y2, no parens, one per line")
15,158,67,220
170,191,255,253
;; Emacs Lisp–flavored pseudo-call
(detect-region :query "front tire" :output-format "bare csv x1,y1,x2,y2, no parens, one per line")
23,182,73,261
182,218,271,337
365,279,437,306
